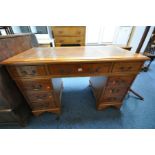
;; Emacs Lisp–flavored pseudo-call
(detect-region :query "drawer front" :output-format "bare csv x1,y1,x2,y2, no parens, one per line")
25,91,54,102
112,62,143,73
30,101,56,110
52,27,85,36
107,76,134,87
103,87,127,98
48,63,111,76
54,36,85,45
8,65,47,77
18,79,52,91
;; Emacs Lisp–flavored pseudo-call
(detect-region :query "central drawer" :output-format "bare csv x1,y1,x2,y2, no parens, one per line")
48,63,111,76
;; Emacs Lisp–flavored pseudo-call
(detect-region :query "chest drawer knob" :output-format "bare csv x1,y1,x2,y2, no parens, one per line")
76,40,81,43
109,88,120,93
76,31,81,35
58,31,63,34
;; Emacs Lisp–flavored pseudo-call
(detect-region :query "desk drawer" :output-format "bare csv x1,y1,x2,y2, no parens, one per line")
112,62,143,73
52,27,85,36
25,91,54,103
30,101,56,110
48,63,111,76
107,76,134,88
104,87,127,97
18,79,52,91
8,65,47,77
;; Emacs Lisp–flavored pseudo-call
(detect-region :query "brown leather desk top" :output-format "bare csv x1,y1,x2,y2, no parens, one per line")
0,45,149,65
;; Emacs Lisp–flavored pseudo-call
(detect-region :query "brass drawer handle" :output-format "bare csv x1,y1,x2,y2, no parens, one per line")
21,70,36,75
109,89,120,93
59,69,72,74
95,67,101,72
36,95,51,100
32,84,42,90
120,66,132,71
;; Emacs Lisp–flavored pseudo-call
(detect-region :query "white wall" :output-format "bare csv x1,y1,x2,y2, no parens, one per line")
113,26,133,45
128,26,146,52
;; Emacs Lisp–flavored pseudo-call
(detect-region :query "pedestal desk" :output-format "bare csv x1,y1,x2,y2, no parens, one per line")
0,45,149,116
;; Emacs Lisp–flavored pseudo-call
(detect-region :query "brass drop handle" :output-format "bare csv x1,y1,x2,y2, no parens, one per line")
21,70,36,75
120,66,132,71
37,94,47,100
95,67,101,72
128,66,132,70
33,84,42,90
21,70,27,75
33,88,39,91
109,89,119,93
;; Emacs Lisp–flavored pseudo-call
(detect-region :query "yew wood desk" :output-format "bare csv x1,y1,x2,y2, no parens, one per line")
0,45,149,116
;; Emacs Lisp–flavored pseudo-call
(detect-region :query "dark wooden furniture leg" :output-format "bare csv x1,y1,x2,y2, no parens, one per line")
129,88,144,100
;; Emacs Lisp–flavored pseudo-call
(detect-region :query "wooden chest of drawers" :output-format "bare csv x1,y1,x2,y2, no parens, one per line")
52,26,86,47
